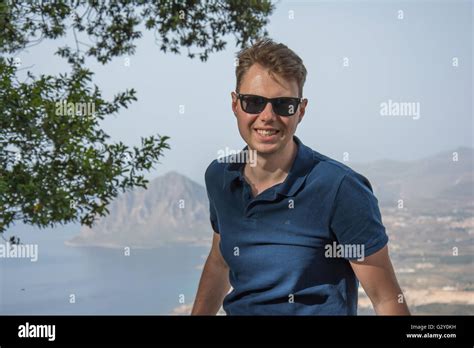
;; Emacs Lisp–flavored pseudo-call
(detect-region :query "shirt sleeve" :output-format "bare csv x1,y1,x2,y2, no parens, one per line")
329,171,389,259
207,189,219,234
205,161,220,234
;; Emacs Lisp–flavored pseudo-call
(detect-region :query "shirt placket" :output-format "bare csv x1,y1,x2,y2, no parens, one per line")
241,180,280,219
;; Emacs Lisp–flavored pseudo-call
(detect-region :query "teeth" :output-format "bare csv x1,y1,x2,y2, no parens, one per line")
257,129,277,136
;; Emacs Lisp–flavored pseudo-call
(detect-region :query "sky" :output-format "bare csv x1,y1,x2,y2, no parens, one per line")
13,0,473,186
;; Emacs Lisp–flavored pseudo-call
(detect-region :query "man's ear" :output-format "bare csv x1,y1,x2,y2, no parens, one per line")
298,98,308,123
231,92,238,117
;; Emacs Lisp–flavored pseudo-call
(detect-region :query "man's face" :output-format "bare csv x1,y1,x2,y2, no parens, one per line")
232,63,307,156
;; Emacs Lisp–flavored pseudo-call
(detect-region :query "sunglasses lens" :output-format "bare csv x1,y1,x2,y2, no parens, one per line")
242,96,266,113
239,94,300,116
273,98,299,116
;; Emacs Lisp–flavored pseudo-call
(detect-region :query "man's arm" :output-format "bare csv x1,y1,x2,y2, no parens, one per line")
350,245,410,315
191,232,231,315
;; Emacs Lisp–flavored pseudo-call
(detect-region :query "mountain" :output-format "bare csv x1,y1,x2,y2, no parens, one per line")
66,171,212,248
350,146,473,212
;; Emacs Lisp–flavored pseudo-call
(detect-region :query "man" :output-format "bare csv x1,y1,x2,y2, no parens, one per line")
191,39,410,315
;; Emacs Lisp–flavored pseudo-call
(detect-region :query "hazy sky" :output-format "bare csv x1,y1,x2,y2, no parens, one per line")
14,0,473,185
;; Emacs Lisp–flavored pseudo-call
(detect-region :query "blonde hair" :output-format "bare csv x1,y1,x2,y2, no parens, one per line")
235,38,307,97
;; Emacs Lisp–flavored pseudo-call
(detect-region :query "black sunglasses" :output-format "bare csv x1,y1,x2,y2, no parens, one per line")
235,93,303,117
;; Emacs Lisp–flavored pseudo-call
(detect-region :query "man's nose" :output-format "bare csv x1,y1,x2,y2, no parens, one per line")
258,101,277,121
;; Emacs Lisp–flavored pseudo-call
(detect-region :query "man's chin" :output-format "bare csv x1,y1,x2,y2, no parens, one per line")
249,140,281,155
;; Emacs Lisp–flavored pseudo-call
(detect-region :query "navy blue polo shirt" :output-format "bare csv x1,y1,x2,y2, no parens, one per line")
205,136,388,315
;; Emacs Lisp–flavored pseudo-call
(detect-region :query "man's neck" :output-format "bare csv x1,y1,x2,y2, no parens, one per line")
245,138,298,186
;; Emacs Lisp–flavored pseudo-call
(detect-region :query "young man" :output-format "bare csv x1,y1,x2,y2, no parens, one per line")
191,39,410,315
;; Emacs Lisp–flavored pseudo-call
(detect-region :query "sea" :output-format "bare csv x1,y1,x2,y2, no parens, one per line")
0,224,208,315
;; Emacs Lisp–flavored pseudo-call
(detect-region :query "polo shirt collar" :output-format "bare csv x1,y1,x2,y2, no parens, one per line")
222,136,317,197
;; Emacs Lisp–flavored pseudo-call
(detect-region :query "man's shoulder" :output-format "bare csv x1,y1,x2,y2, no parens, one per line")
308,148,352,176
204,158,228,180
307,148,371,189
204,157,237,192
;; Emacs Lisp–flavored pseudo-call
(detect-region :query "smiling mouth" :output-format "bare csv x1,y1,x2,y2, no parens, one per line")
255,129,279,136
